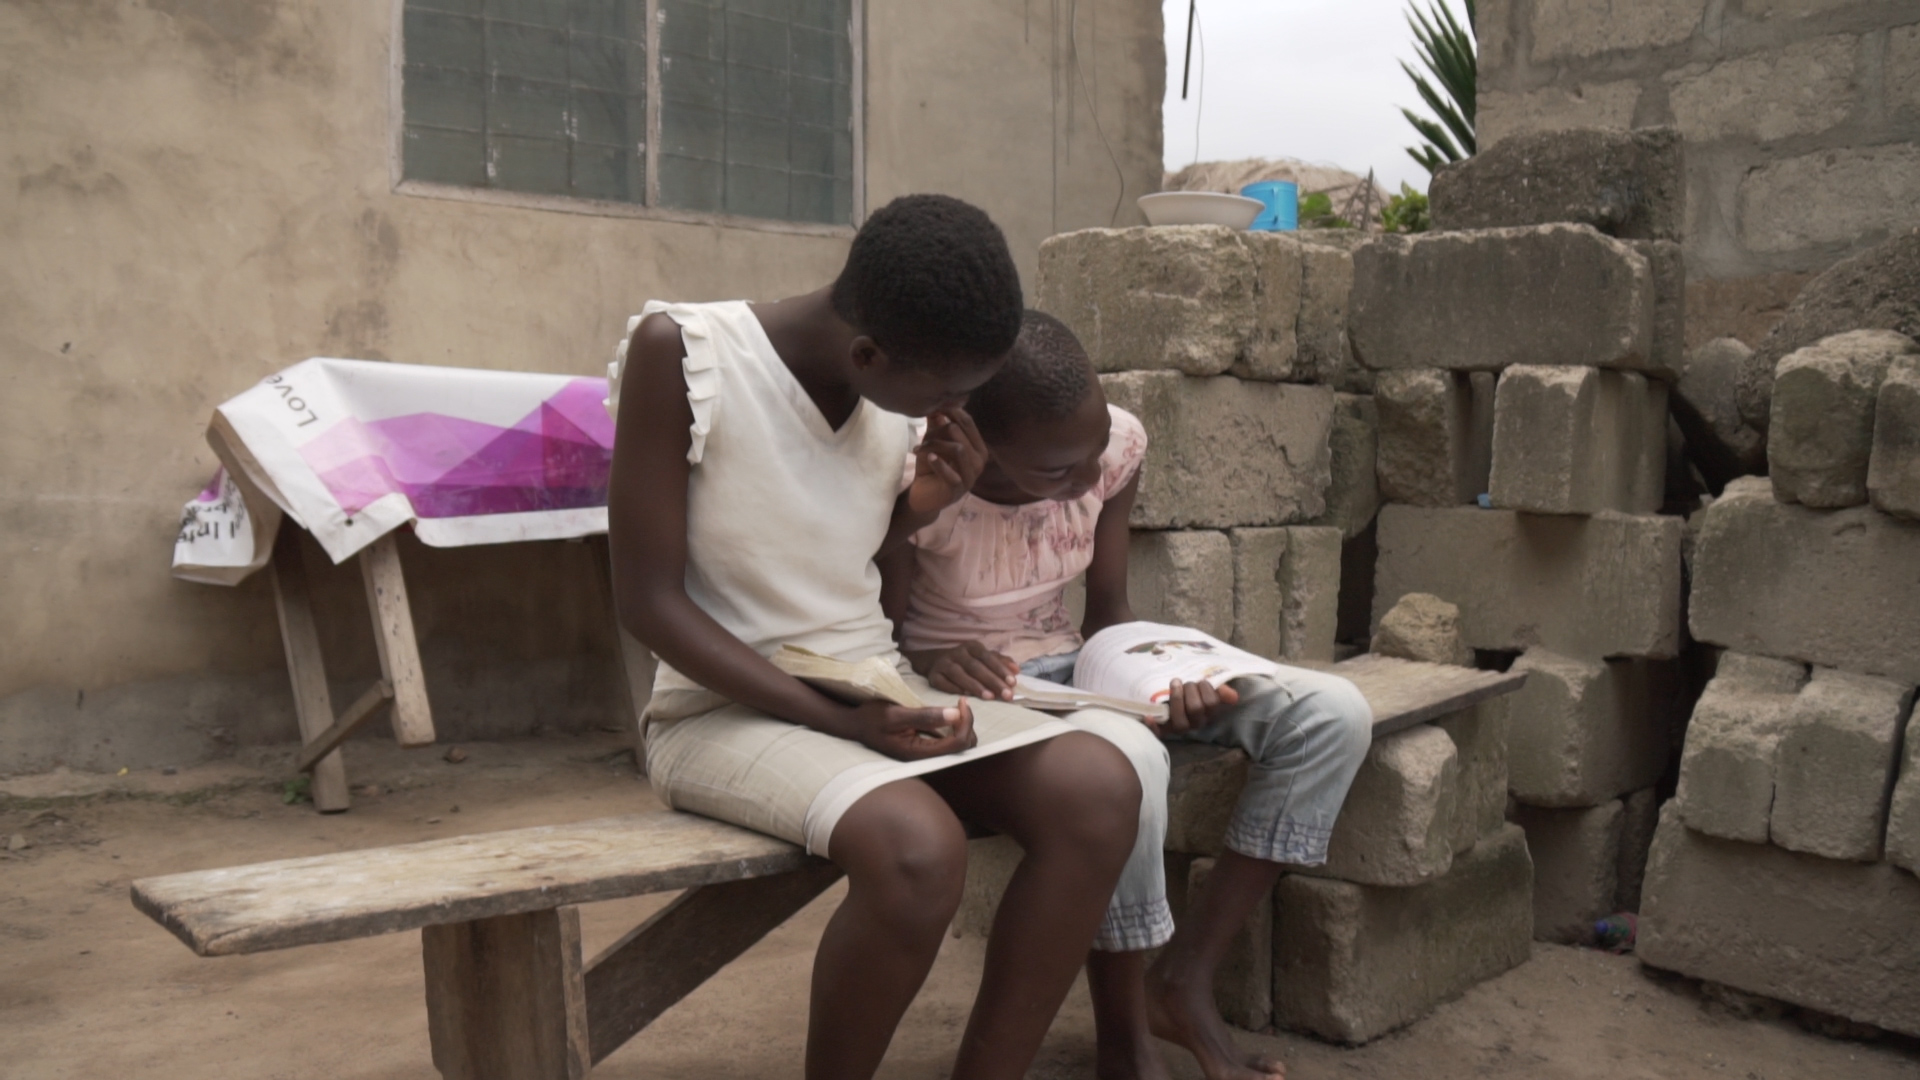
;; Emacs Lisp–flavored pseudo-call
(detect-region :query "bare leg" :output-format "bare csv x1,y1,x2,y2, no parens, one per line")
808,778,970,1080
926,731,1141,1080
1085,949,1172,1080
1147,849,1288,1080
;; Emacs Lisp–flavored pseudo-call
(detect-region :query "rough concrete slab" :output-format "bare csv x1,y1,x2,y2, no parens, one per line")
1633,239,1686,385
1165,742,1249,856
1129,530,1235,643
1374,369,1493,507
1752,228,1920,392
1886,704,1920,875
1436,697,1511,854
1689,476,1920,683
1309,392,1380,539
1513,800,1624,944
1674,337,1769,474
1349,224,1659,375
1615,786,1659,913
1273,824,1533,1045
1302,724,1461,887
1231,232,1305,381
1769,330,1917,508
1429,127,1683,241
1190,856,1273,1031
1770,668,1915,863
1278,526,1342,663
1639,805,1920,1038
1298,241,1368,392
1034,225,1259,376
1672,652,1809,844
1228,527,1288,660
1507,649,1684,808
1370,592,1473,667
1100,372,1334,529
1374,506,1684,660
1869,354,1920,520
1488,365,1667,515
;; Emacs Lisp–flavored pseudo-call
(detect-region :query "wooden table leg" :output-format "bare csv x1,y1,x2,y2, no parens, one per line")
358,533,435,748
268,527,350,812
423,907,590,1080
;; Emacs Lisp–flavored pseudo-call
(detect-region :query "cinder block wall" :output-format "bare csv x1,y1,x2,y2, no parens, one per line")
1476,0,1920,345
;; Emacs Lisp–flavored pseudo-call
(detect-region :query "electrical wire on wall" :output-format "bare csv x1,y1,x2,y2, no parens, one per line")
1067,0,1128,225
1184,0,1206,168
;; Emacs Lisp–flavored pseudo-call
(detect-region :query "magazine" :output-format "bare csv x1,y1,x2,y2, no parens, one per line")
1070,621,1283,708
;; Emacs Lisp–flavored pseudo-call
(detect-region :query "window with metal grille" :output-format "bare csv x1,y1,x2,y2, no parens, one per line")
400,0,857,226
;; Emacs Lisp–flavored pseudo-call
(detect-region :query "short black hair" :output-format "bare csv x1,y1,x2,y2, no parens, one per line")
969,310,1098,444
830,194,1023,363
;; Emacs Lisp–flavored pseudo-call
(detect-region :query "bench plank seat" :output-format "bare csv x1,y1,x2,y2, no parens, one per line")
133,811,815,958
1307,654,1525,737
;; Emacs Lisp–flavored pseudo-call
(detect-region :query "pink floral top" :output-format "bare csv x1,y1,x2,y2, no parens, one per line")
902,405,1148,664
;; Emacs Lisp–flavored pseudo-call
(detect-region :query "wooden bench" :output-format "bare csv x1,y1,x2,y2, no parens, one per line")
131,655,1523,1079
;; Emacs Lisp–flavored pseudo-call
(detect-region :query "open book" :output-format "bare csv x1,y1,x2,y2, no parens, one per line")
770,645,927,708
1020,621,1285,721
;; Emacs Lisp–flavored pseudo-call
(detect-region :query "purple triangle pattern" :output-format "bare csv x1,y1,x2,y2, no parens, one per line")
297,377,616,518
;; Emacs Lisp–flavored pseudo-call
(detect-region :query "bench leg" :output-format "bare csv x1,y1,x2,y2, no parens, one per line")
358,533,436,748
583,862,844,1064
423,907,590,1080
268,527,350,813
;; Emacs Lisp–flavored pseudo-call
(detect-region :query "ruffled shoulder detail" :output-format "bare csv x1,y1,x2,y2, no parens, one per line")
606,301,724,465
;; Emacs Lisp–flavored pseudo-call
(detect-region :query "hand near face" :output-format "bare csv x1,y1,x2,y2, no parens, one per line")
907,406,989,514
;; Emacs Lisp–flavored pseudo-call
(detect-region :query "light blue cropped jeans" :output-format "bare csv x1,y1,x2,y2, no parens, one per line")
1022,652,1374,952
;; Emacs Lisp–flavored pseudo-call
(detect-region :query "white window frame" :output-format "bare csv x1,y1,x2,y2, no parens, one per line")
388,0,864,237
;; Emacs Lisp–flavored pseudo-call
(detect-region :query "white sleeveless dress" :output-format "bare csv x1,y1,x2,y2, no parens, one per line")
607,300,1074,857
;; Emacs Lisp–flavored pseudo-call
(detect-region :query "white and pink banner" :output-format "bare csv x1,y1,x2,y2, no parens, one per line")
173,358,615,584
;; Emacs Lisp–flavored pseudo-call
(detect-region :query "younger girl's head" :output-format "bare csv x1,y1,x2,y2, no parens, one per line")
829,194,1024,417
968,310,1110,501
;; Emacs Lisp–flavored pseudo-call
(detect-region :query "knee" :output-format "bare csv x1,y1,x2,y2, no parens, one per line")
1030,731,1143,860
1073,711,1170,790
1301,679,1373,768
835,793,969,918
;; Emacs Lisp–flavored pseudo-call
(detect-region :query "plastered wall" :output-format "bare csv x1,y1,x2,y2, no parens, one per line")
1476,0,1920,345
0,0,1164,773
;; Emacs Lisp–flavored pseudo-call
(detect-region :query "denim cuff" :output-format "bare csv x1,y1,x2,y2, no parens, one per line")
1225,815,1334,866
1092,895,1175,952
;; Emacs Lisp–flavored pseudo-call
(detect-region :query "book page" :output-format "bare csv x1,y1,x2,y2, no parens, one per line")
1010,675,1168,722
1072,621,1282,705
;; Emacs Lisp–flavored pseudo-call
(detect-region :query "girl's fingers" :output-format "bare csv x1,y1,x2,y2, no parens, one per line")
935,661,992,699
961,655,1012,698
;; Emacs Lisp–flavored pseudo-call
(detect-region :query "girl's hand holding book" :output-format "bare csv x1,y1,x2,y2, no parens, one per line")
1159,678,1240,736
906,407,989,514
844,699,979,761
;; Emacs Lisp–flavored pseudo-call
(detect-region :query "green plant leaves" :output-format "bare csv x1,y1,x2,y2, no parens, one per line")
1400,0,1476,174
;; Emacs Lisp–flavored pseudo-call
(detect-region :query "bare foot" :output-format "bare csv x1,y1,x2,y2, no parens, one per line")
1145,966,1286,1080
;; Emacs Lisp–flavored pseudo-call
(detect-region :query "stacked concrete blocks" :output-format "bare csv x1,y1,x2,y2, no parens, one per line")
1769,330,1919,509
1488,365,1667,514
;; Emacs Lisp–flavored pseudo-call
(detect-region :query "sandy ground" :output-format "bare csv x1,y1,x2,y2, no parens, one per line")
2,733,1916,1080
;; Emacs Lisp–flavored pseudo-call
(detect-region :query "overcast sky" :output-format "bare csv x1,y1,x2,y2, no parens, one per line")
1160,0,1475,196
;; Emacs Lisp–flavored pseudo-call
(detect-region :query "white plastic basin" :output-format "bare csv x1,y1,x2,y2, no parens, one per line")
1136,191,1265,229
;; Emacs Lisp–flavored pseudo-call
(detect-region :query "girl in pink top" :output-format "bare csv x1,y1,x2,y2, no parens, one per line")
884,311,1373,1080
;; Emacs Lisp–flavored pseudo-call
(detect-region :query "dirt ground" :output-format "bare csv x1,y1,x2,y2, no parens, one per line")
2,733,1916,1080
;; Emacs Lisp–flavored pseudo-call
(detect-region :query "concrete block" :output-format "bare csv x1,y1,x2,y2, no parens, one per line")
1475,83,1642,148
1350,225,1659,375
1166,742,1248,856
1615,787,1659,913
1373,369,1493,506
1370,592,1471,667
1638,805,1920,1038
1309,392,1379,539
1886,704,1920,875
1189,856,1273,1031
1298,241,1366,392
1512,801,1623,945
1869,354,1920,520
1507,649,1684,808
1273,824,1533,1045
1230,231,1304,382
1770,668,1915,863
1690,476,1920,683
1278,526,1342,663
1035,225,1258,376
1374,506,1684,660
1436,697,1511,854
1770,330,1917,508
1129,530,1234,643
1896,25,1920,115
1632,239,1686,380
1751,229,1920,381
1228,527,1287,660
1529,0,1706,61
1429,127,1682,241
1302,724,1460,887
1666,35,1857,143
1739,144,1920,254
1672,652,1809,844
1674,337,1769,474
1488,365,1667,515
1100,372,1334,529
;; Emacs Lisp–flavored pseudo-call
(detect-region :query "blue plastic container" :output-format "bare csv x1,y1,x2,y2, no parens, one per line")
1240,180,1299,232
